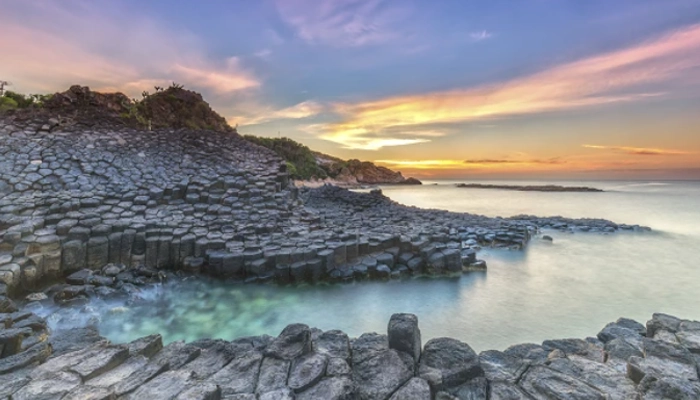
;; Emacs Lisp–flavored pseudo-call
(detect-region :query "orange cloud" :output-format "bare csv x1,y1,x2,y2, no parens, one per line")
375,158,567,170
230,101,326,126
582,145,694,156
320,24,700,149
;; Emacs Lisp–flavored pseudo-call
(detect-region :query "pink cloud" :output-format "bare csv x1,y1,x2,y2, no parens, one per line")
0,1,259,97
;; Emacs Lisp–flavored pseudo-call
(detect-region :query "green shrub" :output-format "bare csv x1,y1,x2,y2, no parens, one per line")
244,135,329,180
0,96,18,112
3,91,38,108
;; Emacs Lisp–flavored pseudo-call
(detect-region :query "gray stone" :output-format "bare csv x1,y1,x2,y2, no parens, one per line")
647,313,682,337
637,374,700,400
326,357,352,376
489,381,532,400
127,334,163,358
542,338,604,362
478,350,528,383
388,313,421,363
256,356,290,394
388,377,431,400
62,385,115,400
520,365,605,399
420,337,483,391
111,361,169,397
151,340,202,369
11,371,82,400
597,318,646,343
289,352,328,392
174,383,222,400
315,329,351,360
0,341,52,374
69,344,129,381
265,323,312,360
351,332,389,365
353,348,413,400
125,369,194,400
207,350,262,395
296,377,355,400
258,388,295,400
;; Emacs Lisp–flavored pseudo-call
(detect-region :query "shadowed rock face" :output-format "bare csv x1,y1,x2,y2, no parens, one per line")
2,312,699,399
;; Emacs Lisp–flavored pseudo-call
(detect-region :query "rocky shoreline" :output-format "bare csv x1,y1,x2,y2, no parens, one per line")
0,114,650,299
2,309,699,399
0,96,668,399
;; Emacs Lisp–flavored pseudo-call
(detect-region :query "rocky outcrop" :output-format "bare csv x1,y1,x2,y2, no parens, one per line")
3,312,700,399
10,85,234,133
344,159,419,185
1,113,651,298
244,135,422,185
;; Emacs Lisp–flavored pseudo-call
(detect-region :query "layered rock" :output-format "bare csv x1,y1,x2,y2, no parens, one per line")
2,312,699,399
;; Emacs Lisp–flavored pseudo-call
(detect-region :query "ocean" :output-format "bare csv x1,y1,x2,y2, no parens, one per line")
40,179,700,352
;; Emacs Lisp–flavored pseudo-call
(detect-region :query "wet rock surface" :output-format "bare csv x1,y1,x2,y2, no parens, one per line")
1,312,698,399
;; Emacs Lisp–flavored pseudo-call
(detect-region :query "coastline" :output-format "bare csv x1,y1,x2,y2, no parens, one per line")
2,308,698,399
0,113,671,399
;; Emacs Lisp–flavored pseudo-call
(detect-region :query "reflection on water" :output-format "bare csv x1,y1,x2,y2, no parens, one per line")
36,180,700,352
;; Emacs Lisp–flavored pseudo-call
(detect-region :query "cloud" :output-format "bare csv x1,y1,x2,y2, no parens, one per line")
230,101,326,126
463,159,566,165
318,23,700,149
375,158,568,170
275,0,409,47
0,1,259,97
582,145,694,156
469,31,493,42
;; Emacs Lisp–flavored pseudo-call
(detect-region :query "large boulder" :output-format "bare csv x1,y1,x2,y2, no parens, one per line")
353,348,413,400
419,337,483,391
265,324,312,360
288,352,328,393
597,318,646,343
388,313,421,363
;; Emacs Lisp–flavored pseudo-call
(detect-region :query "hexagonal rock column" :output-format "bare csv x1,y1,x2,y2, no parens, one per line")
388,313,422,365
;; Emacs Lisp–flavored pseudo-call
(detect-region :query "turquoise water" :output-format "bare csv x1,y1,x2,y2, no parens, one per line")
42,180,700,351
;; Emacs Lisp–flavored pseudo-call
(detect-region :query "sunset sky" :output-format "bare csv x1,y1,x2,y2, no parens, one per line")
2,0,700,179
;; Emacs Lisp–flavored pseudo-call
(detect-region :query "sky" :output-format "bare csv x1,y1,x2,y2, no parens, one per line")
2,0,700,180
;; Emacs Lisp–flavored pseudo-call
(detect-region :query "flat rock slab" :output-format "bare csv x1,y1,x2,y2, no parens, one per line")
353,349,413,400
174,383,222,400
69,344,129,380
125,369,194,400
151,340,201,369
207,350,262,395
388,377,431,400
256,357,291,393
288,352,327,392
12,371,81,400
62,385,115,400
520,365,606,400
296,377,355,400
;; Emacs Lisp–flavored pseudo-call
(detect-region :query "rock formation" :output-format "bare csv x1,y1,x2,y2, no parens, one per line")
2,311,699,399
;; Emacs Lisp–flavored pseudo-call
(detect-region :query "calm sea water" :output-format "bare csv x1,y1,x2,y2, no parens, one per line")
40,180,700,352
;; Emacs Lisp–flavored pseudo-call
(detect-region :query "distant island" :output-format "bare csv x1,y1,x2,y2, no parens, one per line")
456,183,604,192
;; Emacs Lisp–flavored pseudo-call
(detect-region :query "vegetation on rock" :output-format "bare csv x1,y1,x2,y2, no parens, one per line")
0,84,233,133
244,135,329,180
243,135,421,184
